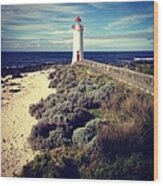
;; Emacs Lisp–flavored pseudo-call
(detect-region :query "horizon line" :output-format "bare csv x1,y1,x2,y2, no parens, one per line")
2,50,154,53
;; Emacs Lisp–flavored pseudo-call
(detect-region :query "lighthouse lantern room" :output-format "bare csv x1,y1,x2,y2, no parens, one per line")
72,16,84,64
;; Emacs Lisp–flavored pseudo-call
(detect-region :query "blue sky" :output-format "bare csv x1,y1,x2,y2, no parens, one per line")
1,2,154,51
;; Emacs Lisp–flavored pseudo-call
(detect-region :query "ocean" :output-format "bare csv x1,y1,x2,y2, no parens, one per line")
1,51,154,68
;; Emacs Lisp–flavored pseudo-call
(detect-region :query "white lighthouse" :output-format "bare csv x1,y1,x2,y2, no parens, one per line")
72,16,84,65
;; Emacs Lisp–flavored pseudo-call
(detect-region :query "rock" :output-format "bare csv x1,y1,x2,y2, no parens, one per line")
9,88,21,93
12,72,23,79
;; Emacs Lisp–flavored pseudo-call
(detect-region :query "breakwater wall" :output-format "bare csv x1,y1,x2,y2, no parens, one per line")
78,59,154,94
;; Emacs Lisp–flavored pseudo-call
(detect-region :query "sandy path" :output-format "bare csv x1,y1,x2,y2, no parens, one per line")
1,69,55,177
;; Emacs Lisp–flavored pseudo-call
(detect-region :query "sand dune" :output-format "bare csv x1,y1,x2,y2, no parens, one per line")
1,69,55,177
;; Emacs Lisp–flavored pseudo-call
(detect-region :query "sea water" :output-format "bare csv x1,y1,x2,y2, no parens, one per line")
1,51,154,68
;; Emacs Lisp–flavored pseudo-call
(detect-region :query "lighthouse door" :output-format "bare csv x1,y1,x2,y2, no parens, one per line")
77,51,80,61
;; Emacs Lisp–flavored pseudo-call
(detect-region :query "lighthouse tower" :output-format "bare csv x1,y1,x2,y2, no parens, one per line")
72,16,84,65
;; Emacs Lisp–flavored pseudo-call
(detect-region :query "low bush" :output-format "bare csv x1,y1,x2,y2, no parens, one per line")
24,65,154,180
21,152,80,178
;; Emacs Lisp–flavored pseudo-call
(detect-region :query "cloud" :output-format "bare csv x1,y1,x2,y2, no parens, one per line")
84,26,153,51
2,4,84,22
1,4,79,42
48,39,72,45
106,14,153,30
47,29,72,35
1,2,154,51
85,37,152,51
85,25,153,45
89,2,120,10
1,36,72,51
89,3,108,10
3,24,52,31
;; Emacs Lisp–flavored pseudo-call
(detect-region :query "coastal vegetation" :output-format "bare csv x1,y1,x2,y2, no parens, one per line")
127,61,154,75
21,64,154,180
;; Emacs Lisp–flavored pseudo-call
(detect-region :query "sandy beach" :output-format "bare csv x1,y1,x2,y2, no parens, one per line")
1,69,55,177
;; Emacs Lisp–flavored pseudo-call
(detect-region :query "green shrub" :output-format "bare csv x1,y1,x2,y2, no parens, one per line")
21,152,80,178
25,65,154,180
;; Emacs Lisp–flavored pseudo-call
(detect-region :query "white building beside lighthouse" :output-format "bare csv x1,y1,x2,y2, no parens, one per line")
72,16,84,65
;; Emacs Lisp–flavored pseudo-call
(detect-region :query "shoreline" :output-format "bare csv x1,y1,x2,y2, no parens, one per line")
1,68,55,177
1,57,154,78
1,63,59,78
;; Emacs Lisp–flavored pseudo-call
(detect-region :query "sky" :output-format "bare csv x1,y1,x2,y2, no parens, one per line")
1,1,154,51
